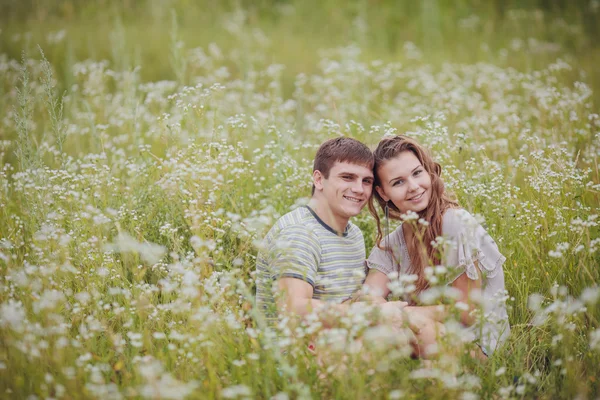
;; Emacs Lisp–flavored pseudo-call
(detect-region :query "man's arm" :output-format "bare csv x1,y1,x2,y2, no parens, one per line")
278,277,407,328
362,269,392,303
278,277,326,316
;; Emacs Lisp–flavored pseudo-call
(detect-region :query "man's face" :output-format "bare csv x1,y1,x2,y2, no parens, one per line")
314,161,374,222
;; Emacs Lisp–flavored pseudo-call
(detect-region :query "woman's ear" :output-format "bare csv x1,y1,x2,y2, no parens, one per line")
375,185,389,202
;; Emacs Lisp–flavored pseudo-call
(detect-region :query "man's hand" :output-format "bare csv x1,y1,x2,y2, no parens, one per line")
378,300,408,326
380,300,408,312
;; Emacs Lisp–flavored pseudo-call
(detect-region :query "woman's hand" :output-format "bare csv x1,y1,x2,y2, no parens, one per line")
402,306,434,334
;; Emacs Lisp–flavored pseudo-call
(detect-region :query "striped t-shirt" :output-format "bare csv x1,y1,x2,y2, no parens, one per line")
255,206,367,323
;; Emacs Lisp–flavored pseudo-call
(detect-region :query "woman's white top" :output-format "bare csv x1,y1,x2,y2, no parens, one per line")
367,208,510,355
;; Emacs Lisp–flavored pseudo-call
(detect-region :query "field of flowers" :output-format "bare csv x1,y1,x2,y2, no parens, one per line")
1,1,599,398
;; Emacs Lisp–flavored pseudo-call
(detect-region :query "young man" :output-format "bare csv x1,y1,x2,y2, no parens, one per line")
255,137,406,326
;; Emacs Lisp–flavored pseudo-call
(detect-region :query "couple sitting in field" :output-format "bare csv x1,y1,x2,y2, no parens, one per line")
256,136,510,358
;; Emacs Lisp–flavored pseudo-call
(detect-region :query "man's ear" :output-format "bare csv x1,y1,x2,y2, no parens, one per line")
313,170,324,191
375,185,389,202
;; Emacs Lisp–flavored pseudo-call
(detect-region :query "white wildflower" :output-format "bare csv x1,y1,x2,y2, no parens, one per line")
389,390,404,400
105,232,166,264
0,301,27,333
221,384,252,399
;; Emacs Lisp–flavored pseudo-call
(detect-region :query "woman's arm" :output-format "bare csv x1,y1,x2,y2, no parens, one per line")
404,262,481,326
450,263,483,325
404,262,483,326
362,269,392,303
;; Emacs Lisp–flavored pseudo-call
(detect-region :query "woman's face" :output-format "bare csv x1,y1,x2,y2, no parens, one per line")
375,151,432,214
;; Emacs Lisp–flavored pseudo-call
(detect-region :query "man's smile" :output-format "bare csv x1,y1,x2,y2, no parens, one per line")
343,195,364,203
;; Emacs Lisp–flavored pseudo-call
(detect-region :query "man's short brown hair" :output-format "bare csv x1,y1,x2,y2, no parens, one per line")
312,137,374,195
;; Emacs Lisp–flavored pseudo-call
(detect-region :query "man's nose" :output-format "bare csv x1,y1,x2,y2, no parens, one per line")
352,179,364,193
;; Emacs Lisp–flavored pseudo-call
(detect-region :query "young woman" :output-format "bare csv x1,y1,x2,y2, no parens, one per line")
364,135,510,358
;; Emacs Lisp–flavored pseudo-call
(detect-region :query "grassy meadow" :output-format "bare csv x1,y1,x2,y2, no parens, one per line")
1,0,600,398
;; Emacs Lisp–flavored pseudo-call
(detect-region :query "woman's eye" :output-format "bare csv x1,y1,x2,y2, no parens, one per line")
414,169,422,176
393,180,404,186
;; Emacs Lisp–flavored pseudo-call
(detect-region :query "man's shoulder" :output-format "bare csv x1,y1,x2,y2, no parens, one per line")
273,206,314,229
258,207,322,264
265,206,319,238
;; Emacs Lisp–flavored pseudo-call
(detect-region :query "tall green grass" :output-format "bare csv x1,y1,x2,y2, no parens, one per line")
2,0,599,102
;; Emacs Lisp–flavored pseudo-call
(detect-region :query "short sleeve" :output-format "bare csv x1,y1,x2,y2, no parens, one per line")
268,225,321,287
442,209,506,283
366,227,404,277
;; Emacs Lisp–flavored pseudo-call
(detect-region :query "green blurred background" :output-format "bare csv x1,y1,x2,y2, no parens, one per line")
1,0,599,104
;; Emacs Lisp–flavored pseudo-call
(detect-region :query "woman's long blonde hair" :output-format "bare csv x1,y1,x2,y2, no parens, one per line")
368,135,459,294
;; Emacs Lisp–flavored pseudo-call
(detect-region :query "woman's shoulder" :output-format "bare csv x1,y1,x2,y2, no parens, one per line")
367,224,406,275
442,208,479,235
374,224,405,249
442,208,506,280
368,224,406,260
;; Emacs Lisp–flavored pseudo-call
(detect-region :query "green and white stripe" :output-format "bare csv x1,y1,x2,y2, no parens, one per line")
255,206,367,324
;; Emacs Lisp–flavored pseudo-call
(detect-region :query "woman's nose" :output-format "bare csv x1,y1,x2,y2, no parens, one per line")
407,178,419,191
